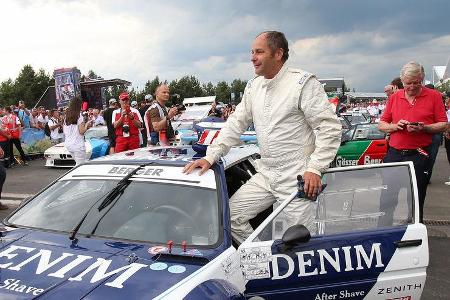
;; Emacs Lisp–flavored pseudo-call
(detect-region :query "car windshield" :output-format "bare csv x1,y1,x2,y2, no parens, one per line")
8,168,221,246
85,126,108,139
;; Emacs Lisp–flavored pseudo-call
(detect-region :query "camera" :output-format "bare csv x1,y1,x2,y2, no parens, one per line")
82,112,89,123
122,124,130,134
175,104,186,112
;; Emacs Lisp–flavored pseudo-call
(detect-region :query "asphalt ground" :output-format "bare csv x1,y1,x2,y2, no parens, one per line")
0,145,448,299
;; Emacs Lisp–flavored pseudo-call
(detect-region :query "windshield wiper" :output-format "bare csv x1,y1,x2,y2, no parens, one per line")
69,163,153,241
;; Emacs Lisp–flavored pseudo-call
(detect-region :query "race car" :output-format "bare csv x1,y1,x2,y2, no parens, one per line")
341,112,371,126
1,145,427,299
44,126,110,167
334,123,388,167
180,121,257,145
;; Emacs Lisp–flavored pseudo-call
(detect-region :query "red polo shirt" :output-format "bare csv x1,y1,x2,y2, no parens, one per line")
380,87,447,149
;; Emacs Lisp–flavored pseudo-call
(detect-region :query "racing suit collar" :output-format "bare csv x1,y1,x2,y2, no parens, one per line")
262,64,288,89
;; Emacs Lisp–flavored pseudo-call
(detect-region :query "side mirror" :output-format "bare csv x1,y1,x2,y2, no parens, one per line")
282,224,311,245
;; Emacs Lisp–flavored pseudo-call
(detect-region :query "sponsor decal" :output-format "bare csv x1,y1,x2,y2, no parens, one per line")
363,155,382,165
335,156,358,167
149,262,168,271
378,284,422,295
336,155,382,167
240,245,272,280
0,278,44,296
148,246,168,255
271,243,384,280
167,265,186,274
315,290,366,299
0,245,192,290
108,166,163,177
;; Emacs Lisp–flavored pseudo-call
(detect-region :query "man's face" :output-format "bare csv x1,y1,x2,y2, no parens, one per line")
53,111,60,119
402,75,423,97
251,33,282,79
18,102,25,108
120,99,130,109
156,85,170,104
384,85,394,97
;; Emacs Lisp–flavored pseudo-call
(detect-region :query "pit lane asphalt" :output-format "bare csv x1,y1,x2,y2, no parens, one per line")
1,146,449,299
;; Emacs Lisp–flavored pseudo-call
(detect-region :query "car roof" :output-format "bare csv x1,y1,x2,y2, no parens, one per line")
88,144,259,170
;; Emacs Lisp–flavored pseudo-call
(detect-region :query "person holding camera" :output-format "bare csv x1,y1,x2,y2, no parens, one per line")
47,109,65,144
145,84,181,146
63,98,93,166
378,61,447,223
112,92,143,153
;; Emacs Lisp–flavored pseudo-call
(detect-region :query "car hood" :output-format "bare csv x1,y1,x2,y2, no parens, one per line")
0,228,212,299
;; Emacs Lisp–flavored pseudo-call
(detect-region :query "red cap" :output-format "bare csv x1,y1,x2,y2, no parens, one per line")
119,92,130,101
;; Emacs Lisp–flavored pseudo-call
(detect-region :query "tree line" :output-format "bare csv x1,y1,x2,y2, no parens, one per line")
0,65,248,108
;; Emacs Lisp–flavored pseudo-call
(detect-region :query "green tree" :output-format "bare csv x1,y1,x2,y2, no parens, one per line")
437,80,450,95
230,79,247,103
14,65,36,103
143,76,161,99
215,81,231,103
202,82,215,96
168,75,203,103
0,79,16,106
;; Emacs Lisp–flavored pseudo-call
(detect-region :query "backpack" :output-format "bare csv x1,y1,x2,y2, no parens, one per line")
44,123,51,137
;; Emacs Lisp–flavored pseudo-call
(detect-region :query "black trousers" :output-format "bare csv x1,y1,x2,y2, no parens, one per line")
445,136,450,165
383,147,430,223
0,141,11,167
9,138,27,162
0,164,5,198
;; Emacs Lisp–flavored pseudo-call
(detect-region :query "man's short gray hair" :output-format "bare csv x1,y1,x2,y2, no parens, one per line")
400,61,425,80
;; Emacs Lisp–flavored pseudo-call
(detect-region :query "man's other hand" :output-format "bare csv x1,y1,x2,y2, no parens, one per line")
183,159,212,175
303,171,322,199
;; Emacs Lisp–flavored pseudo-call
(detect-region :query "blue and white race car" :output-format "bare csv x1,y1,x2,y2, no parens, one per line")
44,126,110,168
1,145,428,299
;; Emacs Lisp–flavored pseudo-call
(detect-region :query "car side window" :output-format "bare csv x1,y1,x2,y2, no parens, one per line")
252,165,413,242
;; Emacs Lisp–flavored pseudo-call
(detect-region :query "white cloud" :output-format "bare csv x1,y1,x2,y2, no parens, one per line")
289,31,450,90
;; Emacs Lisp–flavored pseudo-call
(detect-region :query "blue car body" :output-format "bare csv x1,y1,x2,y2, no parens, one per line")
1,146,428,299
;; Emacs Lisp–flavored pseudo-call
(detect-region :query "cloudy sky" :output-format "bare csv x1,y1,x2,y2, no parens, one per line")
1,0,449,92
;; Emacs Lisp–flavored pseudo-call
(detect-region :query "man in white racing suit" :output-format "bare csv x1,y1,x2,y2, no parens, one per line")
184,31,341,243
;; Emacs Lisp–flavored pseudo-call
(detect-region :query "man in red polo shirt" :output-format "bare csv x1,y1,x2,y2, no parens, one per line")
379,61,447,223
112,92,143,153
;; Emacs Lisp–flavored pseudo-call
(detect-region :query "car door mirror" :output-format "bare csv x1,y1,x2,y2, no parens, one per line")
278,224,310,252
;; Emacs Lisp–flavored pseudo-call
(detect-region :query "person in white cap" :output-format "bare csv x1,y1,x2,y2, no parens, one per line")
183,31,341,244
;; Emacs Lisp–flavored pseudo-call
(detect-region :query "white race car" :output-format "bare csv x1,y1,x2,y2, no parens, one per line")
44,126,110,167
3,142,429,299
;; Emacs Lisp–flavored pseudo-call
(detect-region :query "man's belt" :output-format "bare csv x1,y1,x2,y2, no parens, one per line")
391,147,429,157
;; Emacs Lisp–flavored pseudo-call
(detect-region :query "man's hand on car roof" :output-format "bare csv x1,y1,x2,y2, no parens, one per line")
183,158,212,175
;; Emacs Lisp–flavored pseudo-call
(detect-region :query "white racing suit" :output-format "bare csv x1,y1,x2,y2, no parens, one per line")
204,65,342,243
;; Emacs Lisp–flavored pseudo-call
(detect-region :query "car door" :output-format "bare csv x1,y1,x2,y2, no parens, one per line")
239,162,428,300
